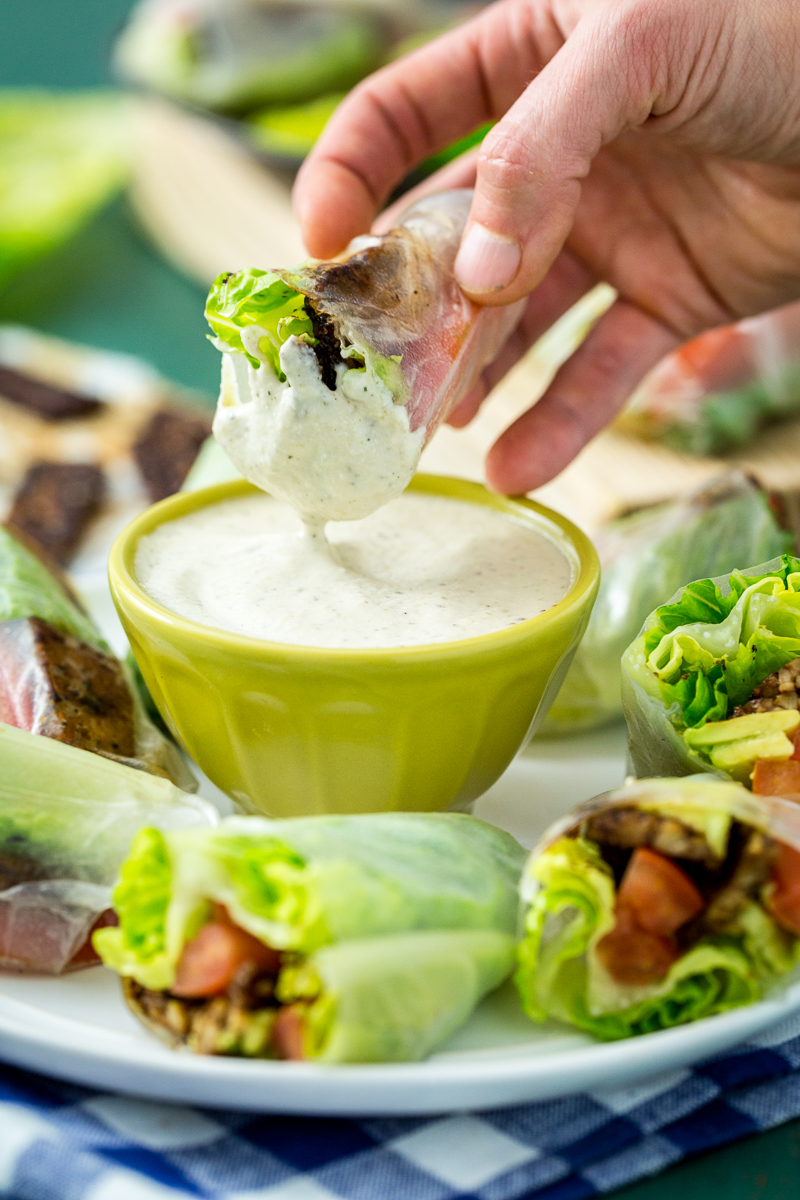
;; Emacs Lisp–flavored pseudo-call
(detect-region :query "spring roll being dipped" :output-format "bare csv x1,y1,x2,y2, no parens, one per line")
95,812,524,1061
516,777,800,1040
205,190,525,522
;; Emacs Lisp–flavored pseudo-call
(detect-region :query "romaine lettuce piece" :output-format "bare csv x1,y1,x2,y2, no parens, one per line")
280,930,516,1063
95,812,526,991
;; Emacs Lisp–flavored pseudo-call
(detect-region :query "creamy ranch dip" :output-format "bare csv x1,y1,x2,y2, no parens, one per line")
136,492,574,649
213,333,424,524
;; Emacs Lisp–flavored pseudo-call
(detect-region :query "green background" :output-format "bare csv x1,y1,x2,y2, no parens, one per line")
0,2,798,1194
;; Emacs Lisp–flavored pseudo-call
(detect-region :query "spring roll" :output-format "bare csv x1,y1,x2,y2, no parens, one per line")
0,523,193,788
205,190,525,521
616,302,800,455
126,929,515,1063
516,777,800,1040
621,553,800,791
0,722,215,973
95,812,525,1060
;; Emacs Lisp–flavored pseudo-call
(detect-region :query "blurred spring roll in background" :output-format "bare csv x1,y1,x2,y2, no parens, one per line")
115,0,388,113
543,472,790,733
0,523,194,788
622,554,800,794
516,778,800,1039
95,813,525,1060
617,303,800,456
205,190,525,521
0,722,215,974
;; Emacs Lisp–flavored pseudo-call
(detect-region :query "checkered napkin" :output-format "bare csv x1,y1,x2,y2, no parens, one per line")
5,1014,800,1200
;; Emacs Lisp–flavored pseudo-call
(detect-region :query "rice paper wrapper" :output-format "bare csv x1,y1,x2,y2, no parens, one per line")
620,555,788,780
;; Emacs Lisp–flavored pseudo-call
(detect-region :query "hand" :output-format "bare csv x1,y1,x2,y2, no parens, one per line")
293,0,800,492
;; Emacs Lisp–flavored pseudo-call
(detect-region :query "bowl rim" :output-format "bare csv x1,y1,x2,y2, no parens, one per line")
109,473,600,663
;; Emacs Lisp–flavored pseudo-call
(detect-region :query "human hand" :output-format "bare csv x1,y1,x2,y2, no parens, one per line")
293,0,800,492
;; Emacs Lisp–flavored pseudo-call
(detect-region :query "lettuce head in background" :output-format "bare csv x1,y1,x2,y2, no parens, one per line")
622,552,800,787
0,90,130,292
543,471,790,733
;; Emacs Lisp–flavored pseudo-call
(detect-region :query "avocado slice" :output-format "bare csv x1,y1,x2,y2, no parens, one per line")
708,731,797,781
685,709,800,747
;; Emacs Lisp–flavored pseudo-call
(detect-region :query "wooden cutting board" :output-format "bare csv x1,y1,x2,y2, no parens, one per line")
131,97,800,536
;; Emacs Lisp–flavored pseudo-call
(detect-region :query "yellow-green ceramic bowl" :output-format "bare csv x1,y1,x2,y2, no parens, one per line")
109,475,599,817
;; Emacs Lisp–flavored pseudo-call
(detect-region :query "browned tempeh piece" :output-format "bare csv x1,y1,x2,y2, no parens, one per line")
0,617,135,757
584,806,720,865
0,365,102,420
133,408,212,502
8,462,106,565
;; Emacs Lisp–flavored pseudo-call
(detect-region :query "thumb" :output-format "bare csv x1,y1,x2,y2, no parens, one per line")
454,2,674,305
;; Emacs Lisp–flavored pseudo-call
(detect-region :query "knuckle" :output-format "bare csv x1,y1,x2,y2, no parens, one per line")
477,132,537,194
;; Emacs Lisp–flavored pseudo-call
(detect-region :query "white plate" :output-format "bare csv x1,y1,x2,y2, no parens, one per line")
2,728,800,1116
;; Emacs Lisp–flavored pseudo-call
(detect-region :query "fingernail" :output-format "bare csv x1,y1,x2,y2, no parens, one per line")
455,223,521,293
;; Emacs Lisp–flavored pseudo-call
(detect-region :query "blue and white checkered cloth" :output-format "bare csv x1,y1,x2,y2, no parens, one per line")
5,1013,800,1200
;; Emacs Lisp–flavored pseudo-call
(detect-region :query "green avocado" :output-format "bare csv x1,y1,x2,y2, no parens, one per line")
684,709,800,782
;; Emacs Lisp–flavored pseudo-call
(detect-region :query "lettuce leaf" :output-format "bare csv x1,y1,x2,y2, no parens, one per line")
515,834,783,1040
625,555,800,735
205,269,313,377
278,929,516,1063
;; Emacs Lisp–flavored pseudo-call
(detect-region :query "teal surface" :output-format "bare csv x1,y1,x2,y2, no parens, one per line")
0,1,796,1194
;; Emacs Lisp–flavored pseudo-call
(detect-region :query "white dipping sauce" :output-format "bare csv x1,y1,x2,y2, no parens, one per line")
135,492,574,649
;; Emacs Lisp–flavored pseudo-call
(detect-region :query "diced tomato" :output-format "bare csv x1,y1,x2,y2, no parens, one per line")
766,844,800,935
172,912,281,998
753,757,800,798
616,847,704,935
272,1006,306,1060
69,909,119,968
792,729,800,761
596,907,680,986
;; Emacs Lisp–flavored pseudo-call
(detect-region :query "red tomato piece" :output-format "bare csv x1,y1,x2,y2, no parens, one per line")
172,917,281,998
767,844,800,936
272,1006,306,1060
752,757,800,798
596,907,680,986
617,847,704,935
792,729,800,762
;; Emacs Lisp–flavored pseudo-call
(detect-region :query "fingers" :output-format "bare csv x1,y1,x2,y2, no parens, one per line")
454,5,683,305
485,299,680,493
293,0,565,258
446,248,598,426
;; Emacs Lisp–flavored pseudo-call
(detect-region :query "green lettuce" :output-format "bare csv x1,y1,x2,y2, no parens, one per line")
95,812,526,990
622,555,800,777
205,269,313,377
515,820,790,1040
278,930,516,1063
